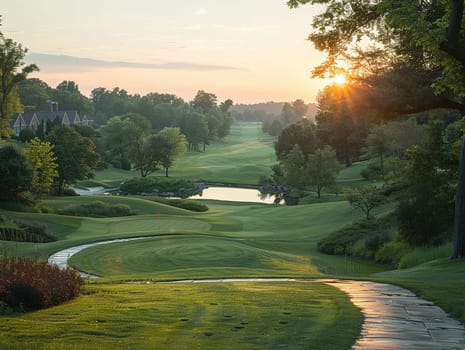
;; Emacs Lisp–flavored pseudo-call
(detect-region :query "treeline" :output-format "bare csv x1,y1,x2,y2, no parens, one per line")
231,100,317,123
263,81,463,264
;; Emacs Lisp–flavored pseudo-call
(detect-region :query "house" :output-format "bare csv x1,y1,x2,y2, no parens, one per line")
10,100,93,136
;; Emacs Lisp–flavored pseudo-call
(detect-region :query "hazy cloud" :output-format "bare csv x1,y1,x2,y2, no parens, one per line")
195,8,207,16
27,52,241,72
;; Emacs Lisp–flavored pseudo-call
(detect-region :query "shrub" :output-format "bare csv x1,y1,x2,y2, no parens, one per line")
18,128,36,143
0,215,56,243
361,163,382,180
120,177,201,197
0,257,82,311
375,241,407,266
58,201,136,217
317,217,394,259
15,219,57,242
150,197,209,212
61,188,79,196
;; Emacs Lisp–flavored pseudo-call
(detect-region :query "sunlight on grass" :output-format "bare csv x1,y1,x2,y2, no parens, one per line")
0,282,362,350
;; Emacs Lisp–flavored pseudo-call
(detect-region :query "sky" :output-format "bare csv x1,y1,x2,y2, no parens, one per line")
2,0,328,104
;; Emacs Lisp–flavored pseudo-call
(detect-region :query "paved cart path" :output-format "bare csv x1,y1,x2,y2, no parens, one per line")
49,242,465,349
321,279,465,350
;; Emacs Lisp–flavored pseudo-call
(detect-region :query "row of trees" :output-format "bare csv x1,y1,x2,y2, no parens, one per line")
288,0,465,258
261,99,314,138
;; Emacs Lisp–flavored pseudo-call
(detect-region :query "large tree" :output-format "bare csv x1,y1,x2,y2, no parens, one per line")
152,127,187,177
288,0,465,258
0,145,32,201
52,80,94,115
121,114,153,176
18,78,51,112
191,90,217,113
47,126,100,194
99,115,132,160
304,145,340,198
395,123,457,246
0,34,38,136
365,124,395,179
275,119,318,160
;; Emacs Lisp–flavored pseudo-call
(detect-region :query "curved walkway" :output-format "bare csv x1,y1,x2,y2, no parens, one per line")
49,242,465,349
322,279,465,350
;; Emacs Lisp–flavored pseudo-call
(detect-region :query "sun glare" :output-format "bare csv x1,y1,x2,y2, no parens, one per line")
332,74,346,85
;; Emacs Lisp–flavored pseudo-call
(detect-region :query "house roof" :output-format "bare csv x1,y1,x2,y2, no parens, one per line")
11,110,80,127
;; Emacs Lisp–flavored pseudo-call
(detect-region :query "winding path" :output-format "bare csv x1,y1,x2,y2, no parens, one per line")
49,241,465,349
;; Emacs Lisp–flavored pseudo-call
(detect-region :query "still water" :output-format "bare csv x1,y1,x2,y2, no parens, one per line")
190,186,278,204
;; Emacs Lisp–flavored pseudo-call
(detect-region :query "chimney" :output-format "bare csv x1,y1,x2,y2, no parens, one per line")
46,100,59,112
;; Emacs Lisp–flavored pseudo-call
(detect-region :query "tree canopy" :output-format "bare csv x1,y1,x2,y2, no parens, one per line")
0,35,38,136
46,125,100,194
0,145,32,201
288,0,465,257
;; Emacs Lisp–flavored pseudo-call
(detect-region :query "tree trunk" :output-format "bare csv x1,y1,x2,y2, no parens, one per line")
453,136,465,259
165,166,169,177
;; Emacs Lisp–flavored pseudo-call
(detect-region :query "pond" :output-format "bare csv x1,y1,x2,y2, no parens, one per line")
189,186,279,204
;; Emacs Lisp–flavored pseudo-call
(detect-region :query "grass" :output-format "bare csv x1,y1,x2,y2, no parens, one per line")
83,122,277,187
2,121,465,348
170,122,276,184
0,282,362,350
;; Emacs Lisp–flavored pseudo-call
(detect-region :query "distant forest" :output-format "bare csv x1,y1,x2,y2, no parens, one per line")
230,102,317,122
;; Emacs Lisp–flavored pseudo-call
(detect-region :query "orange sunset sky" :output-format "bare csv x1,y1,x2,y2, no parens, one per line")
2,0,327,104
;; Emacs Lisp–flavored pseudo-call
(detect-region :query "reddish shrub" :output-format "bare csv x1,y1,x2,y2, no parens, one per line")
0,257,83,310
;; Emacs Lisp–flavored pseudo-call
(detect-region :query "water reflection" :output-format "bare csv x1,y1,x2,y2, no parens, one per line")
190,187,278,204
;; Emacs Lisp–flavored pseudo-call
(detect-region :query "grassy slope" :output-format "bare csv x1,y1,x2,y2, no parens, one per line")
171,122,276,184
0,282,361,350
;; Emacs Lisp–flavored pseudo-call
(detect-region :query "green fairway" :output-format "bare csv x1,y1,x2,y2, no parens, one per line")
170,122,276,184
0,282,362,350
86,122,276,186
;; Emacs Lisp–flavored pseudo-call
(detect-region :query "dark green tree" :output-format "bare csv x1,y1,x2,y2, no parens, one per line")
365,124,395,179
304,145,340,198
47,126,100,194
91,87,140,124
51,81,94,115
152,127,187,177
182,111,209,151
0,145,32,201
122,114,152,176
99,115,132,160
275,119,318,160
191,90,217,113
395,123,457,246
18,78,51,112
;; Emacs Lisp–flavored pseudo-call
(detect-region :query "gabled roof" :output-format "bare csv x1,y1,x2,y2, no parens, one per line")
10,110,80,127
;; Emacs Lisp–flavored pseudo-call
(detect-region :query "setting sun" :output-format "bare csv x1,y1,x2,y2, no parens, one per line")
332,73,346,85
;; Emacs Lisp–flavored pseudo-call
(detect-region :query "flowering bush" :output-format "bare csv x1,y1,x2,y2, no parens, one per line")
0,257,82,311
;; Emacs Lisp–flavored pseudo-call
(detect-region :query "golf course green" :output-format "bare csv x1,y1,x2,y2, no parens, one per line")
1,122,464,349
